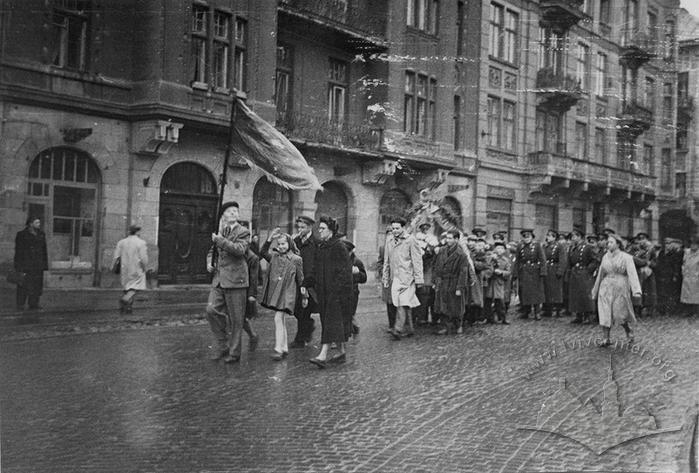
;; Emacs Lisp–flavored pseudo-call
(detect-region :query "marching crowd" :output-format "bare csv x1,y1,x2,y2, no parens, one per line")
10,204,699,367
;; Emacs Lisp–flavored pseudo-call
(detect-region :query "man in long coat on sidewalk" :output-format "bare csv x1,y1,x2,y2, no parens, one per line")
290,215,318,348
567,229,596,323
515,229,547,320
542,229,568,317
432,229,468,334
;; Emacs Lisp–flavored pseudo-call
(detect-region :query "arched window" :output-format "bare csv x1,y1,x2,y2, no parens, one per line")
315,181,350,236
252,177,293,242
26,147,101,268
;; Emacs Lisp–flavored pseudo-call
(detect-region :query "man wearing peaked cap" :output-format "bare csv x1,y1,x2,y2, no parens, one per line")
472,227,487,238
568,227,597,324
542,228,567,317
296,215,315,227
515,228,546,320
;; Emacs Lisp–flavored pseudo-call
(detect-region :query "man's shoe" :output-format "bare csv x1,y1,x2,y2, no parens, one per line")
456,326,463,334
329,353,346,364
289,340,307,349
249,335,259,352
209,349,229,361
389,330,402,340
501,319,510,325
534,313,541,321
223,355,240,363
271,351,288,361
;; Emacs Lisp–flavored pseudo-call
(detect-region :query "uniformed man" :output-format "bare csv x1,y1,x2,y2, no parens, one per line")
628,231,657,318
542,229,568,317
568,229,597,324
515,229,547,320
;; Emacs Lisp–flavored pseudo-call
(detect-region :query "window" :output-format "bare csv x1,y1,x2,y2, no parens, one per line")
404,71,437,139
662,82,673,121
616,137,635,169
52,0,89,70
539,27,564,72
191,5,208,84
407,0,439,34
535,203,557,239
647,11,658,41
643,144,654,175
536,109,562,153
576,43,590,91
677,125,688,150
679,72,689,102
490,3,518,64
486,197,511,238
454,95,461,150
234,18,248,90
456,0,464,57
594,127,606,163
626,0,638,32
574,122,588,160
664,21,674,60
328,59,348,124
487,97,516,151
661,148,672,190
594,52,607,97
644,77,655,111
274,44,293,122
676,172,686,198
573,207,586,232
213,11,231,89
599,0,611,26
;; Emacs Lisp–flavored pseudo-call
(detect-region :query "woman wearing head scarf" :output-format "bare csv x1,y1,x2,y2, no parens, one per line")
309,216,353,368
591,234,642,346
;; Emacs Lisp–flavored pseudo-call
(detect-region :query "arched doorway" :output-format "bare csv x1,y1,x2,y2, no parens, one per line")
158,162,217,284
315,181,350,236
378,188,411,248
252,177,294,243
26,147,101,277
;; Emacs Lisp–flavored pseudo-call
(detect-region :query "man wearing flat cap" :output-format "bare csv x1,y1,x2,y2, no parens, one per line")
515,229,547,319
113,224,148,314
290,215,319,348
205,201,250,363
542,230,567,317
567,229,597,323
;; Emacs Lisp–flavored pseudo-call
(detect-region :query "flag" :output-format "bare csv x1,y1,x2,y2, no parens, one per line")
230,98,322,191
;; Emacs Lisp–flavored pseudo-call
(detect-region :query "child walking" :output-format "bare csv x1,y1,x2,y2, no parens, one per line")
260,228,306,360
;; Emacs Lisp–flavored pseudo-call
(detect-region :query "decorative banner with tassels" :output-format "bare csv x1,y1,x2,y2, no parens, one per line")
230,98,322,191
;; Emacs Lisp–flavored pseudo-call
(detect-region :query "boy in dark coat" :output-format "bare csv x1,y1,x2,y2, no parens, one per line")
484,241,512,324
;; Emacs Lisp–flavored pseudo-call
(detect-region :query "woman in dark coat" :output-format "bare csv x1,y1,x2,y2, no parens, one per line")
432,230,468,334
309,216,353,368
14,216,48,310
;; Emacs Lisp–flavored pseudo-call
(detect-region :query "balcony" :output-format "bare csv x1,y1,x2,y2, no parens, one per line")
535,68,583,112
526,149,656,198
539,0,589,32
278,0,387,52
678,96,694,124
618,101,653,138
276,111,383,153
619,28,657,69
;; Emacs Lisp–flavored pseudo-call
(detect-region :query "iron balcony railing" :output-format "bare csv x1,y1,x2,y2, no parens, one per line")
276,111,383,151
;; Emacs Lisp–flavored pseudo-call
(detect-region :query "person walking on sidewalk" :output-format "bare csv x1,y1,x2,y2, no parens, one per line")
260,228,306,361
382,217,423,340
205,201,250,363
13,216,48,311
309,216,353,368
113,224,148,314
290,216,318,348
591,234,642,346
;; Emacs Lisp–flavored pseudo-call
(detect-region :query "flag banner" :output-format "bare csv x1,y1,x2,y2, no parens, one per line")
231,98,322,191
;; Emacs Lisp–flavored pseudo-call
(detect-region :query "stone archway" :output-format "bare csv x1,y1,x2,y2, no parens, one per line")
157,162,218,284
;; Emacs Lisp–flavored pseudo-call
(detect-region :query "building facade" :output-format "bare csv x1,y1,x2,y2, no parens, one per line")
0,0,680,289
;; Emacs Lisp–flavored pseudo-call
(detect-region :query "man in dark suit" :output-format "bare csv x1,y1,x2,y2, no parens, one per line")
14,216,48,310
206,201,250,363
290,215,318,348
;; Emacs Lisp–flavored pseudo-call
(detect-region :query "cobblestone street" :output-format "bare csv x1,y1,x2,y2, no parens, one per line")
1,293,698,473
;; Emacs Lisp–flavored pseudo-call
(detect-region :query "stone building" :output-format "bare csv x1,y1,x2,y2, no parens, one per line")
0,0,680,289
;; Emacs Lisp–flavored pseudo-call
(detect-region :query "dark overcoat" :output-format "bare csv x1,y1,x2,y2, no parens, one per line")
566,242,596,313
349,253,367,316
515,241,547,305
543,241,568,304
315,236,353,343
432,244,468,319
655,248,683,309
629,244,658,308
14,228,48,295
293,233,319,313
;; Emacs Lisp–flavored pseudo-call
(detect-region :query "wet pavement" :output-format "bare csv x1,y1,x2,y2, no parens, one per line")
1,294,698,473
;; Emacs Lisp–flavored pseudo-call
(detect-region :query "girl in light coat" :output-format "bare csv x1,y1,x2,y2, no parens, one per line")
260,228,306,360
